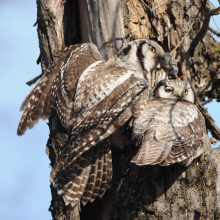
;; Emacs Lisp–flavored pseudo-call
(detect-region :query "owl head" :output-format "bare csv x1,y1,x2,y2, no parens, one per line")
149,79,195,103
117,39,178,80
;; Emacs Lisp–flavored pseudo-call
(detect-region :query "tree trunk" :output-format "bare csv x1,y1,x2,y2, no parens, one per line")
35,0,220,219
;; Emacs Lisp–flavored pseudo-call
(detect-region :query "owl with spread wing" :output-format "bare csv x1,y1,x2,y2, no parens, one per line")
17,39,178,207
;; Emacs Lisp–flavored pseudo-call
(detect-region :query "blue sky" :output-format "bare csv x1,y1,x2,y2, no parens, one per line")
0,1,220,220
0,1,50,220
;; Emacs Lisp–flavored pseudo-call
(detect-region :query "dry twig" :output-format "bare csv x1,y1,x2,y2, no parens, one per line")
202,97,213,106
212,17,220,31
209,6,220,16
26,73,43,86
151,0,170,11
197,101,220,140
139,0,151,11
171,20,196,55
208,26,220,37
208,0,215,7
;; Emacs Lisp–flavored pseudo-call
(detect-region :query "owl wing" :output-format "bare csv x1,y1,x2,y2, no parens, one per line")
50,139,112,207
63,75,148,167
158,102,209,166
131,99,210,166
17,43,104,135
50,75,148,206
73,61,140,113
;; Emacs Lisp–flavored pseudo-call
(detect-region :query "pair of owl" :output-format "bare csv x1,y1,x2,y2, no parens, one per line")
17,39,211,207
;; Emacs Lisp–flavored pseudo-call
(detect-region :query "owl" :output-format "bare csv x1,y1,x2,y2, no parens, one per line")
17,40,178,136
131,79,211,166
17,39,178,207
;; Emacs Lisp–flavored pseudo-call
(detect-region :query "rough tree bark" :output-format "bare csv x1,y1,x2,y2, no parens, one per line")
33,0,220,219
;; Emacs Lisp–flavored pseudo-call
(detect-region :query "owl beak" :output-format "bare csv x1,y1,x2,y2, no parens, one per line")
178,91,182,98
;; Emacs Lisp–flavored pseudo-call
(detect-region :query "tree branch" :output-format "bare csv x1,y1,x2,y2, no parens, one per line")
26,73,43,86
208,26,220,37
151,0,170,11
139,0,151,11
171,20,196,55
197,101,220,140
202,97,213,106
209,6,220,16
212,17,220,31
171,0,209,55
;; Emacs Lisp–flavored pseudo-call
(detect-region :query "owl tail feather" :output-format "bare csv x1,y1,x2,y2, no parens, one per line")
131,139,172,165
17,74,57,136
165,134,211,167
82,140,112,205
50,140,112,207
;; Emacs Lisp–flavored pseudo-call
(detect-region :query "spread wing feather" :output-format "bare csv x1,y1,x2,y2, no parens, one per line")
72,75,147,133
17,70,60,135
74,65,134,113
17,43,104,135
50,76,148,206
51,76,147,175
50,139,112,207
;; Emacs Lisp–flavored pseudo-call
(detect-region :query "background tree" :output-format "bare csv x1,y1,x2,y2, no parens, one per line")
34,0,220,219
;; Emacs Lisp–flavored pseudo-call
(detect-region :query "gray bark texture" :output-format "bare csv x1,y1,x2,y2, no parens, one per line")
34,0,220,219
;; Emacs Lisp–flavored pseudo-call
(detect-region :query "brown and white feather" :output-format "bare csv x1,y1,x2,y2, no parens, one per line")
18,40,179,207
17,43,104,135
132,80,211,166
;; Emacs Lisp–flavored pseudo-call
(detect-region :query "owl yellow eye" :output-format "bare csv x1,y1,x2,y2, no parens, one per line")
149,47,155,53
185,89,188,95
165,88,172,93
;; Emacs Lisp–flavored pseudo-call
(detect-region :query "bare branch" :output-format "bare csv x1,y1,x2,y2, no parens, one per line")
33,20,38,27
151,0,170,11
207,0,216,8
139,0,151,11
171,20,196,55
210,137,218,145
132,0,137,9
26,73,43,86
202,97,213,106
209,6,220,16
212,16,220,31
208,26,220,37
197,101,220,141
171,0,209,54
